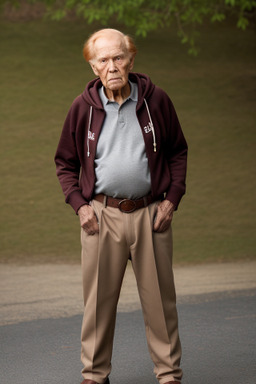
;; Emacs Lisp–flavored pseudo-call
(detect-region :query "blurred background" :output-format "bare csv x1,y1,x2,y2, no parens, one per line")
0,0,255,264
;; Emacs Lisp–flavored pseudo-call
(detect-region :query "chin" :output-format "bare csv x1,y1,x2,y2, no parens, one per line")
108,79,126,88
109,84,124,91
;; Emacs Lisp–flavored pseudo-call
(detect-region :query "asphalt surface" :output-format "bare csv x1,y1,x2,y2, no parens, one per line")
0,262,256,384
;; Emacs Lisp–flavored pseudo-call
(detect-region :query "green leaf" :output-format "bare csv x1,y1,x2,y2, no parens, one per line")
237,16,249,29
225,0,236,6
211,13,226,23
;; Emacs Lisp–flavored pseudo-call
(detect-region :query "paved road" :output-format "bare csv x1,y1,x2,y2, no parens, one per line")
0,261,256,384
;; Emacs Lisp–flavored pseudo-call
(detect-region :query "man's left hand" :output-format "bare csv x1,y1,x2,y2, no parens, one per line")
153,200,175,233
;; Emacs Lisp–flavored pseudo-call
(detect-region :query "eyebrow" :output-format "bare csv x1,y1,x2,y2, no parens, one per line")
97,53,125,61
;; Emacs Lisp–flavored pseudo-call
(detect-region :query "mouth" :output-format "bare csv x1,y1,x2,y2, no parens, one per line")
108,78,122,82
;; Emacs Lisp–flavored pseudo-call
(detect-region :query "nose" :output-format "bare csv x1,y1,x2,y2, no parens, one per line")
108,59,117,72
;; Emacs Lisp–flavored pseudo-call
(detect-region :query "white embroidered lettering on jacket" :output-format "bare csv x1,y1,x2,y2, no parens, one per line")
88,131,95,141
144,122,153,134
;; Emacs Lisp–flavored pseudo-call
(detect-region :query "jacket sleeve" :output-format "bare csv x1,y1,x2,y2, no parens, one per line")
164,96,188,209
54,101,89,214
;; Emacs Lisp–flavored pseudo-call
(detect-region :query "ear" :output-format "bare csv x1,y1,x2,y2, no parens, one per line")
129,55,135,71
90,61,99,77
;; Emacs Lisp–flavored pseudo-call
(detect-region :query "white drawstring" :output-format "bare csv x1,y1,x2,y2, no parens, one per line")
87,106,93,157
144,99,157,152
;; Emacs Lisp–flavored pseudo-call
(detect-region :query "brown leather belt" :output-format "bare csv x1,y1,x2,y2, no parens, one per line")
93,194,162,213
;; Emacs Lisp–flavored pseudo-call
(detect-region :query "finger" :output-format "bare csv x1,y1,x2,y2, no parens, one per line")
154,217,171,233
81,215,98,228
153,216,160,231
83,227,96,235
83,220,99,234
154,222,165,233
153,209,164,231
154,218,165,232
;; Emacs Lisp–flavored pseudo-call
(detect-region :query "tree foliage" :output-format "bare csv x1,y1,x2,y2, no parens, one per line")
3,0,256,54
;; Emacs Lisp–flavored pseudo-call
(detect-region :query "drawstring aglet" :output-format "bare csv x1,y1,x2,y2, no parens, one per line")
153,143,157,152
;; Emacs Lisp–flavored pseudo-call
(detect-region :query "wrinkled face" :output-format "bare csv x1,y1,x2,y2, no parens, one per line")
90,33,134,92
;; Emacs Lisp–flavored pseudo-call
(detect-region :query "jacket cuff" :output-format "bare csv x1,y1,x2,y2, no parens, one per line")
66,190,89,214
165,186,185,211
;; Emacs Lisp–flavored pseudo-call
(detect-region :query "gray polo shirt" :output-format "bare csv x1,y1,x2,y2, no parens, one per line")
94,81,151,199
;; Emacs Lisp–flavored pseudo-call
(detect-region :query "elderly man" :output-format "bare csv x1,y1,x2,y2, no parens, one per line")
55,28,187,384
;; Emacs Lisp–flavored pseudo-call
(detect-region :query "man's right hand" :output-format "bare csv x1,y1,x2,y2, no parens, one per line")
78,205,99,235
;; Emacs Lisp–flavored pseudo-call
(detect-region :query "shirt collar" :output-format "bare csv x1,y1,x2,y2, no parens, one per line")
99,85,109,106
129,81,138,102
99,81,138,106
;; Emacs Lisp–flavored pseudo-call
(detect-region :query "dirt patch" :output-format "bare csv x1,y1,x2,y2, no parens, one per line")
1,261,256,326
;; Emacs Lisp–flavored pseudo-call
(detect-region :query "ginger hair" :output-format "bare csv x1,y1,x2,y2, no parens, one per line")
83,28,137,63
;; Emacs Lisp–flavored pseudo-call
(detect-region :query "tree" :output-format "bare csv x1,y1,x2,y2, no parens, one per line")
3,0,256,54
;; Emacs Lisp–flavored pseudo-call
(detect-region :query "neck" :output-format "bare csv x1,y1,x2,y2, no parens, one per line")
105,83,131,105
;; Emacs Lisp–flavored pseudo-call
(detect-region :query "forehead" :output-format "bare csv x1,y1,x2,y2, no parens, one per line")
93,35,128,59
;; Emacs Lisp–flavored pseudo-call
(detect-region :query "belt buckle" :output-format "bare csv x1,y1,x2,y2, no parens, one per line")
118,199,136,213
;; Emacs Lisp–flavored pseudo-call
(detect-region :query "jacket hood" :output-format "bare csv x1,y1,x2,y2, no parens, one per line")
82,72,155,109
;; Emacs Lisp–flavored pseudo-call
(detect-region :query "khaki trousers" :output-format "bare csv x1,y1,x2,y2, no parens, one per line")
81,199,182,384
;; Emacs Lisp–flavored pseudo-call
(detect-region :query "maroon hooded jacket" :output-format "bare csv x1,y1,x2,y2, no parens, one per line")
55,72,188,213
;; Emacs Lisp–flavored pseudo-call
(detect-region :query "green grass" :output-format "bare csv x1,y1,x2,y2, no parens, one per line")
0,19,255,264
